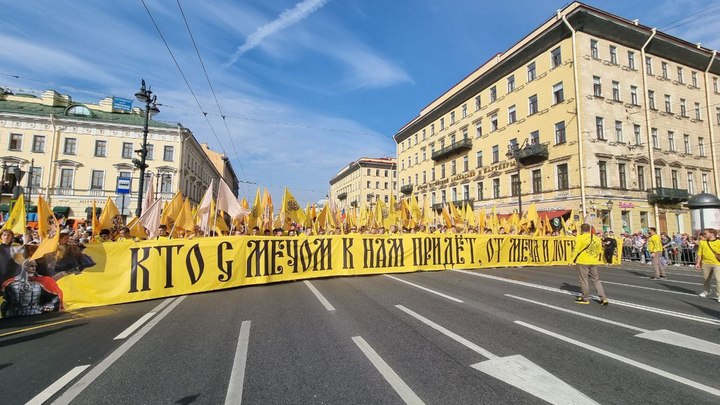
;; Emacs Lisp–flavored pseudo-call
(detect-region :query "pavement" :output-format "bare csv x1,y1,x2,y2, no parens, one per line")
1,261,719,404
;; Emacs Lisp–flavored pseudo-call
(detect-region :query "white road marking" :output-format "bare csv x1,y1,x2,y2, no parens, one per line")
52,296,187,405
395,305,597,404
352,336,425,405
602,280,697,296
225,321,252,405
303,280,336,311
454,270,720,326
113,312,156,340
516,321,720,397
26,365,89,405
384,275,464,303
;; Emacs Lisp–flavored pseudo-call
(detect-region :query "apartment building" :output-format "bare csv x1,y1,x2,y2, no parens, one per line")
329,157,397,211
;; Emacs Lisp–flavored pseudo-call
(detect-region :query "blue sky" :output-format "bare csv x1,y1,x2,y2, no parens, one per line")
2,0,719,205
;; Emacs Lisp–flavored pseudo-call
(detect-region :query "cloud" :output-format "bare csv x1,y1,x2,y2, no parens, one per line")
227,0,331,64
331,46,414,90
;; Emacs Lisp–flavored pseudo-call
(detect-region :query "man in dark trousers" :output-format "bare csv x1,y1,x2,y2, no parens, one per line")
571,223,609,305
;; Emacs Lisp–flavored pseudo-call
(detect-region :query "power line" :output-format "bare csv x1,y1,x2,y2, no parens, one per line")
658,3,720,30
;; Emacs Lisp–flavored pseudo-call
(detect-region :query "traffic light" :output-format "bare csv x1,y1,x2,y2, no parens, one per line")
132,158,148,169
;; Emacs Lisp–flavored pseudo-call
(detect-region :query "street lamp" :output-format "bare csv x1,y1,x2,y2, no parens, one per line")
506,142,524,217
133,79,159,216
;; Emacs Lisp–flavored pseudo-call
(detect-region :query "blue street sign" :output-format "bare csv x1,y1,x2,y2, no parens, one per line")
116,177,132,194
112,97,133,112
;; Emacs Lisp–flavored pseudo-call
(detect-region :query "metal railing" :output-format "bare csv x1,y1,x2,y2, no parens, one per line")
621,241,698,267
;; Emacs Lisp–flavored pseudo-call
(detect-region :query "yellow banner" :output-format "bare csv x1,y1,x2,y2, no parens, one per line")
35,234,621,311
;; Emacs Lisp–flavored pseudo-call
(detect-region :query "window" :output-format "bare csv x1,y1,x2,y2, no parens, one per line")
376,181,380,189
32,135,45,153
508,105,516,123
619,164,627,189
440,118,445,130
717,108,720,124
30,167,42,189
688,173,695,194
59,168,73,189
661,61,668,79
552,82,564,104
475,96,481,111
699,137,706,156
555,121,566,144
90,170,104,190
490,114,498,131
677,67,684,83
475,121,483,138
664,94,672,113
612,81,620,101
441,190,447,204
422,149,426,161
441,163,446,178
8,133,22,150
493,178,501,198
599,161,608,188
590,39,599,58
414,135,418,145
630,85,638,105
450,111,456,125
628,51,635,69
551,47,562,68
695,102,701,120
477,182,484,200
431,167,435,181
451,160,457,175
163,145,174,161
615,121,623,142
511,174,520,197
637,166,646,190
532,169,542,194
646,56,653,75
422,129,426,140
668,131,675,151
715,77,719,93
596,116,605,140
367,181,371,188
451,187,457,202
528,95,538,115
651,128,659,149
431,124,435,135
557,164,569,190
648,90,656,109
671,170,679,189
692,71,698,87
463,156,469,172
609,45,617,64
462,104,467,118
634,124,642,146
702,173,709,193
680,99,687,117
122,142,133,159
94,140,107,157
489,86,497,103
684,134,691,154
655,168,663,188
507,75,515,93
593,76,602,97
492,145,499,163
530,130,540,145
527,62,536,81
476,151,483,168
63,138,77,155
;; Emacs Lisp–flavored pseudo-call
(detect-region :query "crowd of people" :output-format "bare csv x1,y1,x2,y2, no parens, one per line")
620,229,699,266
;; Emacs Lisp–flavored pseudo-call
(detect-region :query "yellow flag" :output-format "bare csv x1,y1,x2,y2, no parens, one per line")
465,204,477,228
37,195,55,240
248,188,261,229
162,192,184,226
477,208,486,231
30,224,59,260
1,194,26,235
448,202,462,225
282,187,306,226
317,204,329,229
99,197,120,231
174,198,195,231
126,217,147,239
91,199,101,236
420,196,430,227
441,205,453,228
386,195,399,228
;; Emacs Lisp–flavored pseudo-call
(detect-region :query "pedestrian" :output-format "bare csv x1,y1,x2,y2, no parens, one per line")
647,227,667,279
571,223,609,305
695,228,720,302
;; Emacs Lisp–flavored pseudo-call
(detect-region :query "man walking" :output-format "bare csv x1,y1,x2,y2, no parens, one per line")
571,223,609,305
647,227,666,279
695,228,720,303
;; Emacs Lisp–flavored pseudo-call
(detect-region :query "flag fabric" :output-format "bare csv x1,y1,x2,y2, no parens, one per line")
448,202,462,225
142,178,154,216
280,187,305,226
30,223,59,260
478,208,486,231
162,192,184,226
465,204,477,228
197,179,214,233
261,189,273,231
173,198,195,233
248,188,261,230
37,195,55,240
98,197,120,231
217,180,249,221
91,200,101,236
1,195,26,235
441,204,453,228
140,197,163,238
126,217,148,239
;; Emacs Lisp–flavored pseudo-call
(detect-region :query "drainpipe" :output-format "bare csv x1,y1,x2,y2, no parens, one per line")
46,114,60,205
704,50,718,194
560,13,588,218
640,28,658,227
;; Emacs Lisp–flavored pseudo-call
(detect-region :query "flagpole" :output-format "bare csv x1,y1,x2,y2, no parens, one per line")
211,180,220,236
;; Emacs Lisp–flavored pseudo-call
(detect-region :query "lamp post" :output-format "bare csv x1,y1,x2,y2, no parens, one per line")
133,79,159,217
506,143,523,217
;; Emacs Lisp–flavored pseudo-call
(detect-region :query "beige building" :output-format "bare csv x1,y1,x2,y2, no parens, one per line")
394,2,720,235
201,143,240,197
0,89,232,222
329,157,397,211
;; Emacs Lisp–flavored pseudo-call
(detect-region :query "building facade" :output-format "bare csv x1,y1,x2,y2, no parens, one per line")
201,143,240,197
329,157,397,211
394,2,720,235
0,89,232,221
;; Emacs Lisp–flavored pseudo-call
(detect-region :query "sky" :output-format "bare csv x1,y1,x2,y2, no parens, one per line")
2,0,720,205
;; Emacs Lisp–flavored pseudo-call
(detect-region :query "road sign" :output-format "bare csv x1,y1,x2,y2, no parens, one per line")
114,195,131,217
116,177,132,194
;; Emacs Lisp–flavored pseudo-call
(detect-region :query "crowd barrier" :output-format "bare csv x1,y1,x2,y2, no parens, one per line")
621,244,697,267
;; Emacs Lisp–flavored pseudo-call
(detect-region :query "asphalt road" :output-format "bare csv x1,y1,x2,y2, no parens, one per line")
2,262,719,404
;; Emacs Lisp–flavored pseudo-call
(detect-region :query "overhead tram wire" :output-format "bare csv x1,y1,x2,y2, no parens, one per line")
140,0,247,199
175,0,251,198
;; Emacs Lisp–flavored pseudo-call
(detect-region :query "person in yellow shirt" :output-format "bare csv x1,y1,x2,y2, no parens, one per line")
571,223,608,305
695,228,720,302
647,227,666,279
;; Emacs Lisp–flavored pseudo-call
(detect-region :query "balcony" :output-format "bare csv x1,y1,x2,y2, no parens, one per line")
337,192,347,200
400,184,413,195
515,143,549,165
431,199,474,212
647,187,690,204
431,138,472,161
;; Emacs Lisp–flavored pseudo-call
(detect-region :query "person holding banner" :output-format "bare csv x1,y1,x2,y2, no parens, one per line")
571,223,609,305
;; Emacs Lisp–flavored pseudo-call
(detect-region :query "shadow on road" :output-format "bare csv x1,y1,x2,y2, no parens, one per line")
680,300,720,320
0,312,72,330
559,283,581,294
656,282,698,295
175,394,201,404
0,363,11,371
0,323,85,348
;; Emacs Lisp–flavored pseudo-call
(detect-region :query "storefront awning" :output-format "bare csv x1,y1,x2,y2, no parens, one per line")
27,205,38,213
537,210,571,220
0,204,9,213
52,206,71,217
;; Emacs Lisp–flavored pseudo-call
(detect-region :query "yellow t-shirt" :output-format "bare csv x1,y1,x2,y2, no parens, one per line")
697,239,720,265
647,234,663,253
572,233,604,265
